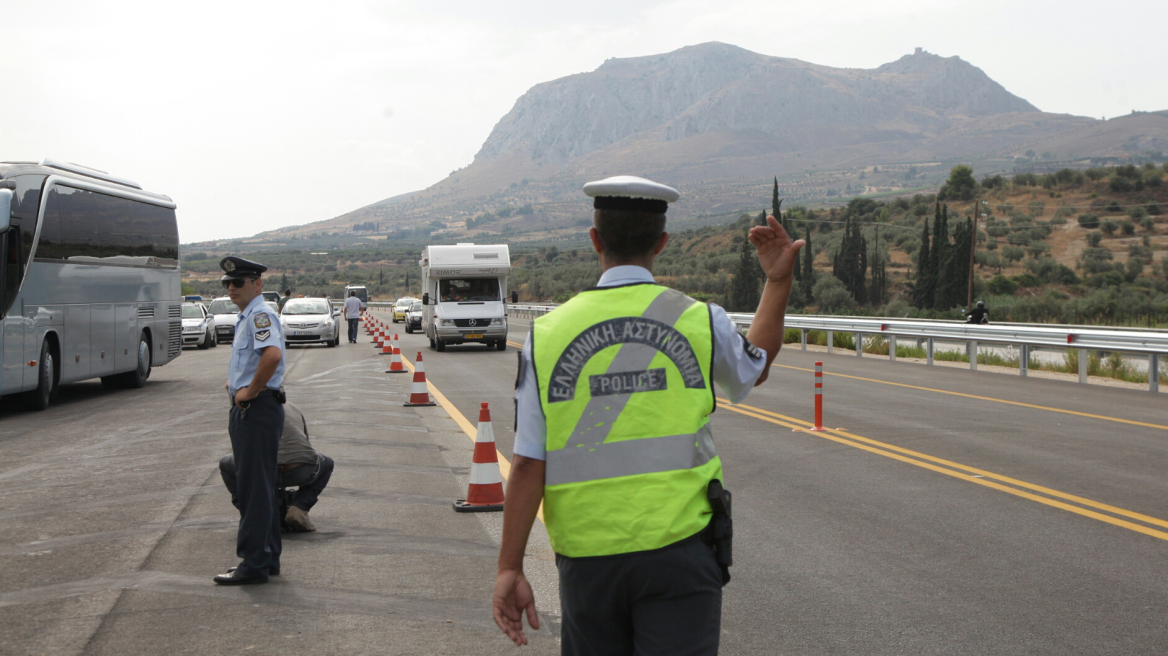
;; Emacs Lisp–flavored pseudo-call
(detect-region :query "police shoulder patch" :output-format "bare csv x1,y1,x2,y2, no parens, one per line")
741,334,762,360
256,329,271,342
254,313,271,329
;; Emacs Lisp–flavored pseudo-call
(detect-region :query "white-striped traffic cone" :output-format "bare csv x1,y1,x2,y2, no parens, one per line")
403,352,437,407
386,334,406,373
453,402,505,512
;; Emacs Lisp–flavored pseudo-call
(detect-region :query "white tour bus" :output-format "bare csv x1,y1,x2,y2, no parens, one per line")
420,243,515,352
0,159,182,410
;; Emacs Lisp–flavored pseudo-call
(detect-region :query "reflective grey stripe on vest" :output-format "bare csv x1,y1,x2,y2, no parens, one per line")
565,288,702,450
546,424,717,486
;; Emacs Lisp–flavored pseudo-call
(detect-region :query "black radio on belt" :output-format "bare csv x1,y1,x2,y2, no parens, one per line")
707,479,733,583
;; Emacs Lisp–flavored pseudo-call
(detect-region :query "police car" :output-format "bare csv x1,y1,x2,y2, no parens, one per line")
181,302,217,349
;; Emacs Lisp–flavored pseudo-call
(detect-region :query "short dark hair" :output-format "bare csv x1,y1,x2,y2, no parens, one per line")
349,290,356,296
593,209,666,262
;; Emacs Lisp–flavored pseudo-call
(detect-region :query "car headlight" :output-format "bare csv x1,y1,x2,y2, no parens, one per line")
323,319,333,327
490,318,503,325
442,319,454,326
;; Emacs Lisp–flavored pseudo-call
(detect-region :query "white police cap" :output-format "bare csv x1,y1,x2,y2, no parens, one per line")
583,176,680,213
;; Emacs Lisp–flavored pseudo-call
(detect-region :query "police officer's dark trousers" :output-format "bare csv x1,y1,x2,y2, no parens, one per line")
228,392,284,577
347,318,359,342
556,532,723,656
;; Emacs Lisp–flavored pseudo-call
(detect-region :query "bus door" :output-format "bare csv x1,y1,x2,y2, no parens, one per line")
0,226,27,394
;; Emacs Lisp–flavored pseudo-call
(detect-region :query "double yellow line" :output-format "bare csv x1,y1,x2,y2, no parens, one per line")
717,399,1168,542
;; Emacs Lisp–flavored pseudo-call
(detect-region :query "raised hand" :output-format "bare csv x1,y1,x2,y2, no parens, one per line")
493,568,540,646
749,214,806,284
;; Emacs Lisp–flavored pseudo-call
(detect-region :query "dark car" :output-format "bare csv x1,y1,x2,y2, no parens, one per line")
405,301,423,333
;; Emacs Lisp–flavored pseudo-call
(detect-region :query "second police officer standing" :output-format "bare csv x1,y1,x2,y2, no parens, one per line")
493,176,804,654
214,256,287,586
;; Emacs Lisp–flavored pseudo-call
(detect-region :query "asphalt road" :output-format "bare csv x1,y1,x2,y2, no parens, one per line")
1,310,1166,655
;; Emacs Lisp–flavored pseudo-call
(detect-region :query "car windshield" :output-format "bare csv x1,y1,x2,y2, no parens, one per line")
208,300,238,314
396,299,414,308
283,300,331,315
439,278,499,302
181,305,203,319
409,302,422,311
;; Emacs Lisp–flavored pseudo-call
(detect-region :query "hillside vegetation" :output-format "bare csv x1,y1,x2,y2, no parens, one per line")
182,163,1168,327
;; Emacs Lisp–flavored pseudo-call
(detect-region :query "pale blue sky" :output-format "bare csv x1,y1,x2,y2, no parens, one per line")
1,0,1163,242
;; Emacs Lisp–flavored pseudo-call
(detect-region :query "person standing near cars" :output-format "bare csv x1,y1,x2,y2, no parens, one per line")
492,176,804,653
215,256,286,586
343,290,365,343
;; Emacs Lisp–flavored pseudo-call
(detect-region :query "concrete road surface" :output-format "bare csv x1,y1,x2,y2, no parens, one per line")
2,308,1166,655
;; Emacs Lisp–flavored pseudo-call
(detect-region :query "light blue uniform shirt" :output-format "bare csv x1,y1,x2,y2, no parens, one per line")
513,265,768,461
229,295,285,396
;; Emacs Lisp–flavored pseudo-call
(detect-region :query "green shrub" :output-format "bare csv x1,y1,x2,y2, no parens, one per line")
1147,202,1162,215
1077,213,1101,229
1101,220,1118,235
986,275,1018,295
1141,217,1155,232
1012,273,1042,288
1087,231,1103,247
1121,220,1136,236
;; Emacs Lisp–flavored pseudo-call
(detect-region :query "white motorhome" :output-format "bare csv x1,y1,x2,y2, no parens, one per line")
420,243,515,352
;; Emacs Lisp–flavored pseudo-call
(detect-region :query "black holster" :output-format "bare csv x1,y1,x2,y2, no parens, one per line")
706,479,733,585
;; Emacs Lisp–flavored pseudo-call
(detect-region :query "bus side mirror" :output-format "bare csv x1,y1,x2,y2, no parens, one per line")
422,293,430,306
511,291,518,303
0,189,12,232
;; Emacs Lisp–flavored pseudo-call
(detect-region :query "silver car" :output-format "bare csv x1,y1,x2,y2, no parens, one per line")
181,303,217,349
208,297,239,344
280,298,340,348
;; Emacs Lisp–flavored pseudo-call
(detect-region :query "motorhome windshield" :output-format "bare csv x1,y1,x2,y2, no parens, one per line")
208,300,238,314
439,278,499,302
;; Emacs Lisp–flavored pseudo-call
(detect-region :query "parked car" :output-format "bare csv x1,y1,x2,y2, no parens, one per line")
405,301,423,333
393,297,417,323
181,302,216,349
262,291,281,304
280,298,340,347
208,297,240,343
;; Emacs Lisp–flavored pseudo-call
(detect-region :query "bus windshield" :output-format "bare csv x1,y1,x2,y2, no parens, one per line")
439,278,499,302
283,300,331,315
208,300,238,314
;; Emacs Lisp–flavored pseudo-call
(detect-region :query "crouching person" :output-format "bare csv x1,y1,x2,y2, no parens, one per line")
220,401,334,532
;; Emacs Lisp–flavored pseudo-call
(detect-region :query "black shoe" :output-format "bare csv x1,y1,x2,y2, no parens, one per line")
226,565,280,576
214,569,269,585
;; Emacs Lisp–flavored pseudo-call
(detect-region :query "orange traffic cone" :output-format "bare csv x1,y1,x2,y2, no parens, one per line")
454,402,505,512
403,352,437,407
386,335,407,373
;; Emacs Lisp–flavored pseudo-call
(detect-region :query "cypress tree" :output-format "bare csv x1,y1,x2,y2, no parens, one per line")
729,229,762,311
912,222,933,308
832,213,867,304
935,219,973,309
870,225,886,306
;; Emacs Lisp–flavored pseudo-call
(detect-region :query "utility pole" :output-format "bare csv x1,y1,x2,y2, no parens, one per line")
967,199,987,312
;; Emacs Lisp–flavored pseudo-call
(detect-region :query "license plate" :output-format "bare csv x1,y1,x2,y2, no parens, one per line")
294,331,312,336
464,333,483,339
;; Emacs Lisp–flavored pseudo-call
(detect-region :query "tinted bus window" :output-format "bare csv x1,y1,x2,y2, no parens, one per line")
39,185,178,263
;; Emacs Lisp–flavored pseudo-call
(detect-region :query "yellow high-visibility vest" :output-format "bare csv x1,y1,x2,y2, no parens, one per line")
533,283,719,557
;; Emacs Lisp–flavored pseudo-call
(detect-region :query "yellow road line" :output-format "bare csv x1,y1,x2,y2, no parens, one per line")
716,399,1168,541
771,363,1168,432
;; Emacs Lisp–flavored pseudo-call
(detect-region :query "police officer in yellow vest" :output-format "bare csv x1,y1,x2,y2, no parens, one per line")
493,176,805,654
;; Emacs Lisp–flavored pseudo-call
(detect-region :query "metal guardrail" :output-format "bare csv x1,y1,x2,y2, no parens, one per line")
501,304,1166,393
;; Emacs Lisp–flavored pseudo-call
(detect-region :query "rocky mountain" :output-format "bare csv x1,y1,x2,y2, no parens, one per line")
476,43,1038,165
199,44,1168,251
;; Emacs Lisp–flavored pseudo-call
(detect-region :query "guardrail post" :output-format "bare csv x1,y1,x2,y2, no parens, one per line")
1019,344,1029,377
926,338,934,365
800,329,807,351
827,330,834,354
1151,353,1160,394
1078,348,1087,384
889,335,897,362
968,341,977,371
856,333,863,357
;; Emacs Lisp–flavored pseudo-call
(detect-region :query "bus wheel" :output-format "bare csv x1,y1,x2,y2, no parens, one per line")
23,341,56,411
124,334,152,388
